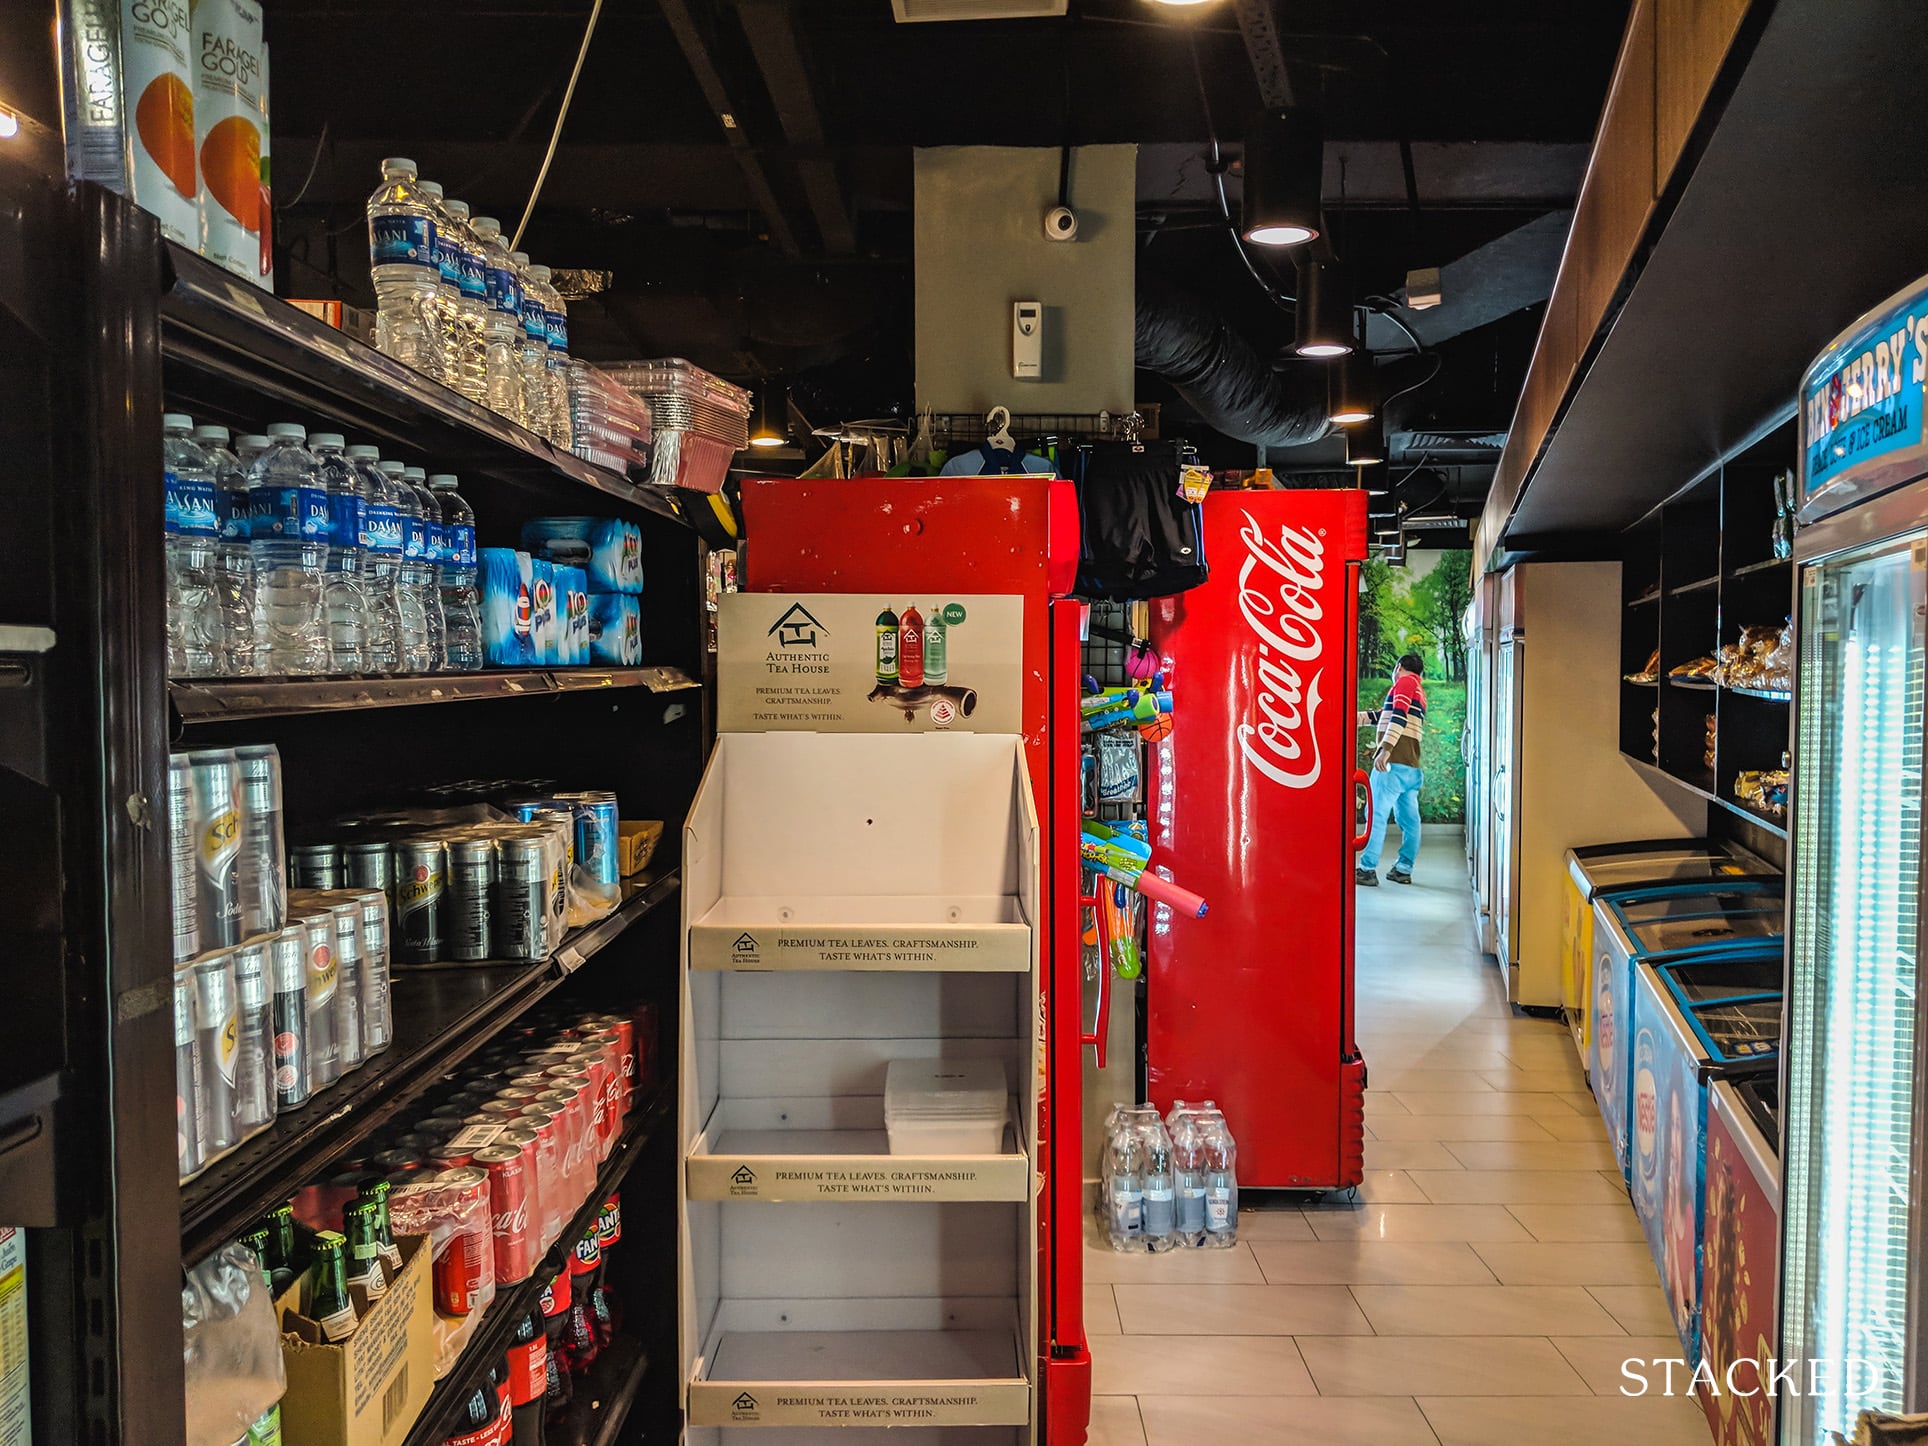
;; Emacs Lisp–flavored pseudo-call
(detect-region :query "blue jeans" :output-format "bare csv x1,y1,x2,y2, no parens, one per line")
1360,763,1423,873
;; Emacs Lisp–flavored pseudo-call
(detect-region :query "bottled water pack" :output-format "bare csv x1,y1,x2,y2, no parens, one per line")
1100,1100,1237,1252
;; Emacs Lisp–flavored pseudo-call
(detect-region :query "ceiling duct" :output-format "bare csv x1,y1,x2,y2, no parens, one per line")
1134,281,1331,448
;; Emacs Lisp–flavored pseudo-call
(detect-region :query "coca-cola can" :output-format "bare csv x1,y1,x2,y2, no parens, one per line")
515,1106,565,1247
370,1148,421,1174
494,1082,544,1102
427,1144,476,1170
553,1059,608,1158
585,1022,634,1113
477,1098,528,1119
431,1166,492,1316
574,1042,621,1146
475,1143,534,1283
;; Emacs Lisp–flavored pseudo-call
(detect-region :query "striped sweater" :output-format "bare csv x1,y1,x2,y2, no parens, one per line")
1370,672,1427,768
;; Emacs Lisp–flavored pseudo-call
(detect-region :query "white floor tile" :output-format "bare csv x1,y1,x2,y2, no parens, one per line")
1136,1395,1440,1446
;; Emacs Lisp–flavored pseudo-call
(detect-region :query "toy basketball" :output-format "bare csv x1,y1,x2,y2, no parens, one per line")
1138,713,1174,743
1125,639,1158,681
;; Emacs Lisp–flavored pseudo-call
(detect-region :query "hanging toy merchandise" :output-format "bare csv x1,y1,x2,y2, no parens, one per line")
1081,820,1208,919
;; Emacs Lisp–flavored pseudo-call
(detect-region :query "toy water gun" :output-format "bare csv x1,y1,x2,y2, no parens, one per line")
1080,820,1208,918
1104,885,1143,979
1080,687,1139,718
1084,690,1172,732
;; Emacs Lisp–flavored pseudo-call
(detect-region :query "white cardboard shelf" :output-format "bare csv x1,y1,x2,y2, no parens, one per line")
688,1098,1029,1202
690,1305,1028,1429
690,895,1031,972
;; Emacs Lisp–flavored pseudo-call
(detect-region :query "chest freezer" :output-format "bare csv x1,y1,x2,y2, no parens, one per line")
1699,1073,1779,1446
1562,840,1776,1068
1630,943,1782,1367
1587,879,1783,1182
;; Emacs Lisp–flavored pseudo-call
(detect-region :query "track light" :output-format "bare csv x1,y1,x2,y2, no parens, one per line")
1295,258,1352,358
1328,350,1375,424
1240,109,1323,247
1345,411,1385,466
1353,462,1390,496
749,387,788,448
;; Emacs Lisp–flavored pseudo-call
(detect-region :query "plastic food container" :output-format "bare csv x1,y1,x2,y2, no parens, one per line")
605,359,751,494
883,1059,1009,1156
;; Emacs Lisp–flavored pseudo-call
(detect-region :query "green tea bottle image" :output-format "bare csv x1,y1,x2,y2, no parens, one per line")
924,605,948,684
875,605,900,685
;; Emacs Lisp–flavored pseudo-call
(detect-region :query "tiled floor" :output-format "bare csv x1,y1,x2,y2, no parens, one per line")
1084,832,1711,1446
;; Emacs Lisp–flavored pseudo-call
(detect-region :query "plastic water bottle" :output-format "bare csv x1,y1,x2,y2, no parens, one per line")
469,216,524,423
1201,1104,1239,1248
366,158,442,381
163,414,221,677
428,475,482,671
247,423,330,676
523,264,573,449
442,199,491,406
1170,1108,1208,1248
1106,1111,1146,1252
310,434,370,673
510,249,551,440
1141,1110,1178,1253
378,461,439,672
418,180,464,391
401,465,448,668
345,445,403,672
193,424,259,676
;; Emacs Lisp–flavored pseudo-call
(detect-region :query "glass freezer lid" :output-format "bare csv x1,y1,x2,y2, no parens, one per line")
1661,954,1786,1001
1585,855,1758,888
1628,909,1783,956
1690,998,1783,1063
1733,1074,1778,1144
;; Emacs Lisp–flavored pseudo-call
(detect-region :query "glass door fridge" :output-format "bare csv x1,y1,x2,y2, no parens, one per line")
1780,533,1925,1446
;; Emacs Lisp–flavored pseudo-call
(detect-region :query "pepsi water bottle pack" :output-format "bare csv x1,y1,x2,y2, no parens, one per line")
482,516,643,667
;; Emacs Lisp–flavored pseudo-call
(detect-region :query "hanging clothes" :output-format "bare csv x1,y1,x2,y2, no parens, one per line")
1073,440,1210,600
938,442,1058,476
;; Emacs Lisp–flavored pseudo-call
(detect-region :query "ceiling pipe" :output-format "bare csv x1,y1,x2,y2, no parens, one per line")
1134,280,1331,448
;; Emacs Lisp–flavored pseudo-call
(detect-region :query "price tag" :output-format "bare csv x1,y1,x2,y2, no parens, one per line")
557,946,585,974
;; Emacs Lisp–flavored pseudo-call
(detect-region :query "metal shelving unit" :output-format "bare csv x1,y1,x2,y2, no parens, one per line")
0,166,705,1445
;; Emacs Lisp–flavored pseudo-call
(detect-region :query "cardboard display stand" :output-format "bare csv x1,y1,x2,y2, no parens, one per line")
680,595,1040,1442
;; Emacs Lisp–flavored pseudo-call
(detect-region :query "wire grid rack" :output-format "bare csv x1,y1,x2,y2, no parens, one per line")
1081,601,1145,823
927,406,1162,451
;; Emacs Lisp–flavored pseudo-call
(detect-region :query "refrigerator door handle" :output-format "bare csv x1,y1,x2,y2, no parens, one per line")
1353,768,1373,852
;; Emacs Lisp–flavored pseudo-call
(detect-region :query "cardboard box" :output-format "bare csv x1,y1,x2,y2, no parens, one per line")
617,820,663,877
276,1234,433,1446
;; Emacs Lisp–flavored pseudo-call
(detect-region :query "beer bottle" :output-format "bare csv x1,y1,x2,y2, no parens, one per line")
358,1177,405,1272
303,1230,359,1343
505,1309,548,1445
261,1203,298,1297
874,606,899,685
343,1199,388,1301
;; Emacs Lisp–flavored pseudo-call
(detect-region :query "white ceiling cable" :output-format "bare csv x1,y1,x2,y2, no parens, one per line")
511,0,607,251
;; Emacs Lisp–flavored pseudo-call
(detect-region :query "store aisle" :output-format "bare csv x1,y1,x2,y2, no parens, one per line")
1084,831,1711,1446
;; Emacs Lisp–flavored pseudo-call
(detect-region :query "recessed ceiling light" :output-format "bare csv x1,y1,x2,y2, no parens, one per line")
0,109,17,140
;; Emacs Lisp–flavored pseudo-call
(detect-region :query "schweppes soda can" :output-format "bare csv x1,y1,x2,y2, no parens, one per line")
392,839,448,965
167,755,200,963
192,949,240,1153
188,749,243,948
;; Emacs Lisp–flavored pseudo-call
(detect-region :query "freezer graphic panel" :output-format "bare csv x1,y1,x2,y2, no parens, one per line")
1699,1091,1777,1446
1146,490,1368,1189
1631,963,1708,1362
1590,918,1634,1180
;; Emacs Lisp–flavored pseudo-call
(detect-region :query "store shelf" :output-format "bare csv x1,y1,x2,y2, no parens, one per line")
688,895,1033,972
1724,683,1792,702
1623,676,1659,688
170,665,700,724
1730,557,1793,579
158,243,688,528
688,1311,1029,1429
1668,575,1721,596
1625,754,1789,840
687,1100,1030,1203
1629,588,1663,606
179,869,679,1259
1666,675,1718,692
403,1087,670,1446
548,1336,650,1446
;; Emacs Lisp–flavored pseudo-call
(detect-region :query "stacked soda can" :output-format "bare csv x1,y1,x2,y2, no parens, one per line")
169,746,290,1180
312,1003,647,1326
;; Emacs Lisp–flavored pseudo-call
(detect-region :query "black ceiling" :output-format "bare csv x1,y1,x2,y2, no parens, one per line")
5,0,1633,526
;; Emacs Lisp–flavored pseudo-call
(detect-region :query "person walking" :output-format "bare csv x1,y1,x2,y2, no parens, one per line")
1357,652,1428,886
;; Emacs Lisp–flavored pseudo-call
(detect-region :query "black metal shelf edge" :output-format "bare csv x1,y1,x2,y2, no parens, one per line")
1667,575,1721,596
1629,589,1663,606
172,666,701,723
1723,683,1792,702
180,870,680,1258
158,244,687,528
402,1090,668,1446
1730,556,1793,578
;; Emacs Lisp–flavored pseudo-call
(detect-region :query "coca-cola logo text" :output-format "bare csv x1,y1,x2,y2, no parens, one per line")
1234,513,1327,789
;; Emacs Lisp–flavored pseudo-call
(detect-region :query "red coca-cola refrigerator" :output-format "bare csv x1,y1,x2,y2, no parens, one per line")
741,475,1092,1445
1146,489,1371,1189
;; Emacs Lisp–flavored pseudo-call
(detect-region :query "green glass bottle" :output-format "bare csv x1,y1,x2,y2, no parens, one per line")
924,605,948,685
875,606,900,685
246,1404,282,1446
357,1177,404,1272
343,1199,389,1301
302,1230,359,1343
261,1204,298,1297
